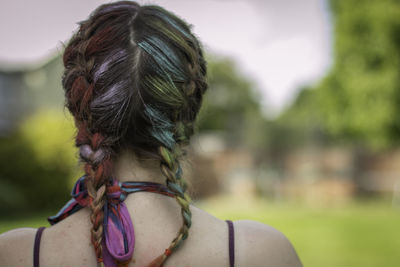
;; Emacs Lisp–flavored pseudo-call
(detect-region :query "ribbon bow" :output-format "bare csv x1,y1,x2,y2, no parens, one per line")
102,180,135,267
48,176,175,267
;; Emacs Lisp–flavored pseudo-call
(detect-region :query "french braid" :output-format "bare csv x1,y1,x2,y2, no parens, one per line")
65,73,116,264
148,65,204,267
62,8,123,263
147,146,192,266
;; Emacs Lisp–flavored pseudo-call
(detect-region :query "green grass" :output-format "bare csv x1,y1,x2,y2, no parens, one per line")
197,196,400,267
1,197,399,267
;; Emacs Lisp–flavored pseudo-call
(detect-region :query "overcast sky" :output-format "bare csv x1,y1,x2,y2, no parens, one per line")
0,0,333,116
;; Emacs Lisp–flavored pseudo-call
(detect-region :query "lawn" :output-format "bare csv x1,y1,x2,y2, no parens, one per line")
1,196,399,267
198,196,400,267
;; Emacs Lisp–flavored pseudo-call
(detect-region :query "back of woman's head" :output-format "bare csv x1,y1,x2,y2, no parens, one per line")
61,1,207,265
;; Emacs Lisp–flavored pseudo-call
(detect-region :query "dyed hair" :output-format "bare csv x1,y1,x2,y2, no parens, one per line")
62,1,207,266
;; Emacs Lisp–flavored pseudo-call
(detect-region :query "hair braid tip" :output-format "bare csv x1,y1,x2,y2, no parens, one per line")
147,253,167,267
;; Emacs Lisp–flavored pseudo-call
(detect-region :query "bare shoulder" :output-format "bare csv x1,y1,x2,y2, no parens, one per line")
0,228,37,267
234,220,303,267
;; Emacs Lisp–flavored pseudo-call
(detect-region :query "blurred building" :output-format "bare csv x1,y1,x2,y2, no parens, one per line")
0,55,64,135
188,132,400,205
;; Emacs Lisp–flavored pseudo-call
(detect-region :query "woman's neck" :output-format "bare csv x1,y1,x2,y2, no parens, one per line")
114,150,165,184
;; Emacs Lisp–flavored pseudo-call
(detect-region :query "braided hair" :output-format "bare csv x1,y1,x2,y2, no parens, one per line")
62,1,207,266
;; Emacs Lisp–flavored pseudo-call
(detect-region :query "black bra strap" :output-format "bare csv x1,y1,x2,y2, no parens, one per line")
33,227,46,267
226,220,235,267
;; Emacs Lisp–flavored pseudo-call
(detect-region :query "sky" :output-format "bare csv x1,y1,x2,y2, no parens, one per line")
0,0,333,116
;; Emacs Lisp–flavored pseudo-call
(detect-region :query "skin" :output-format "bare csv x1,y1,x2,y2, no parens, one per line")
0,151,303,267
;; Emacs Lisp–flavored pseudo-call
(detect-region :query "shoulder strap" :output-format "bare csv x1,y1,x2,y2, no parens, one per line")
33,227,46,267
226,220,235,267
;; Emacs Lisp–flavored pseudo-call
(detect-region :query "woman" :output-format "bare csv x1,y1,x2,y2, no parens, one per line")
0,1,302,266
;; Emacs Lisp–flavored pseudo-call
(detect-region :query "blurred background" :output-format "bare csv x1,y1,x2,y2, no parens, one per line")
0,0,399,266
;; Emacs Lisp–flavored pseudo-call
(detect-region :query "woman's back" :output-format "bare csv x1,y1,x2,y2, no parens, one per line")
0,193,301,267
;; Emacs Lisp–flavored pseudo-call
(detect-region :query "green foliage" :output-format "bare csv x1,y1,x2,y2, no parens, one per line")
0,110,81,214
325,0,400,148
274,86,327,149
279,0,400,150
197,54,268,149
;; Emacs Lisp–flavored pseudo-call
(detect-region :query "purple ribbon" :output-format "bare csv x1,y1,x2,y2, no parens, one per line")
102,180,135,266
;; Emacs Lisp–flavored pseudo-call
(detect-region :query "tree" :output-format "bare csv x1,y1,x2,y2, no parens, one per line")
197,54,268,150
280,0,400,150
